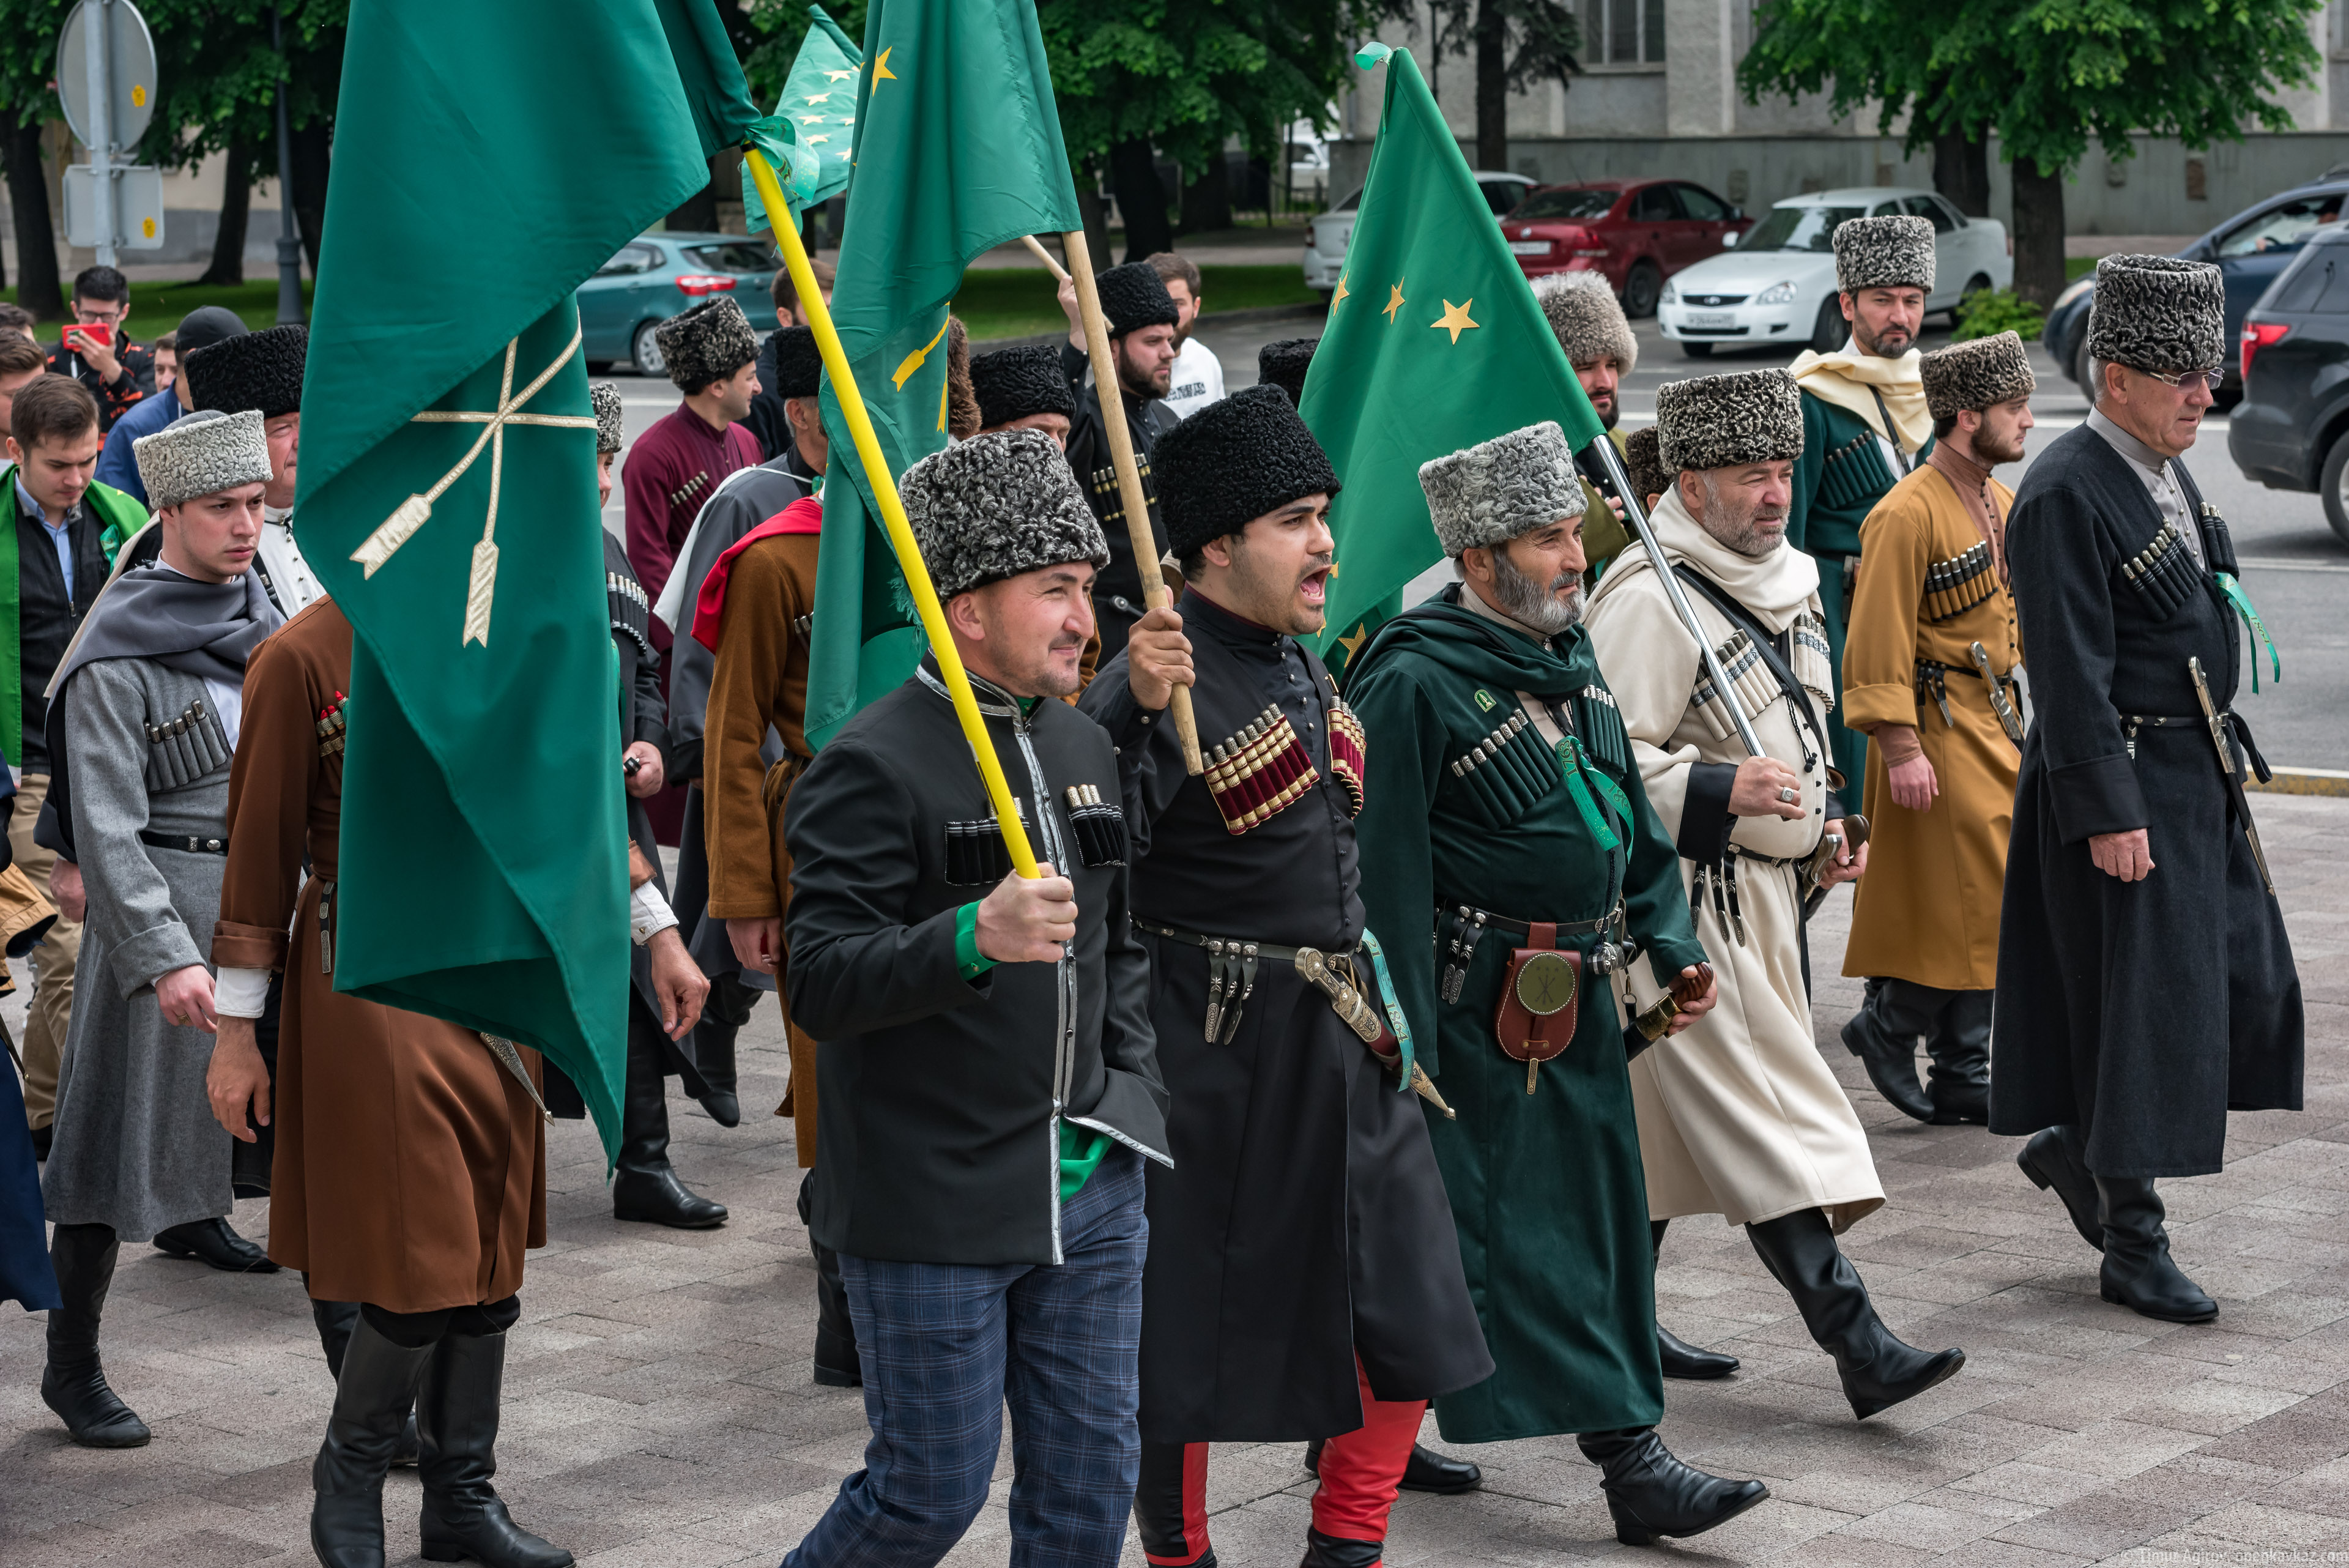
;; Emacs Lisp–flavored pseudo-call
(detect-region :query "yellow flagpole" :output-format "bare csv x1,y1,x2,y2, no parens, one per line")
744,148,1040,880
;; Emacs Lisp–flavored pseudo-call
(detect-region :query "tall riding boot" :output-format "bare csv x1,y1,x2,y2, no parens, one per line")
1652,1218,1739,1380
1839,979,1938,1122
2097,1177,2216,1323
1925,989,1993,1125
689,972,757,1127
2017,1124,2103,1252
41,1222,149,1447
1137,1441,1215,1567
311,1283,418,1466
611,1009,726,1229
312,1313,437,1568
1746,1208,1965,1418
799,1169,861,1386
1576,1428,1768,1546
416,1326,574,1567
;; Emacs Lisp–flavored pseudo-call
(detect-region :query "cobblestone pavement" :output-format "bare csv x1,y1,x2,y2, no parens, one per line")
2,791,2343,1565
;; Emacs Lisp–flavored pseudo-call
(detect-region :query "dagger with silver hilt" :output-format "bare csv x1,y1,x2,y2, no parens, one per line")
2186,656,2275,897
1969,641,2025,746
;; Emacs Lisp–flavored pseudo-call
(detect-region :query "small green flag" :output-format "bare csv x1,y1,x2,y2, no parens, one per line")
742,5,862,226
294,0,764,1158
803,0,1084,748
1305,44,1605,681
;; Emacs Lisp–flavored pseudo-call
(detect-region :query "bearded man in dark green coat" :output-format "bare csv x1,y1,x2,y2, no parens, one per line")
1348,422,1768,1549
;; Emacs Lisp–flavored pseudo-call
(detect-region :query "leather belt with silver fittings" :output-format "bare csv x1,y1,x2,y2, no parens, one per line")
1134,920,1359,1045
1436,901,1631,1004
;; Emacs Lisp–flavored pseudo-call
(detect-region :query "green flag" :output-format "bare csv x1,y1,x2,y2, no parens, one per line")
802,0,1084,748
1304,44,1606,681
294,0,766,1157
743,5,862,226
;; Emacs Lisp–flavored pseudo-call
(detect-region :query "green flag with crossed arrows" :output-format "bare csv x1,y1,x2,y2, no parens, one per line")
1304,44,1606,682
292,0,782,1157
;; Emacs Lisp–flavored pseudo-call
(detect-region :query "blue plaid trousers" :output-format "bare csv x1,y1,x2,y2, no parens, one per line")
784,1145,1148,1568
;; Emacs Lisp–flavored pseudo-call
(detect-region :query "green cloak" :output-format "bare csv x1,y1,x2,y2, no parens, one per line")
1349,589,1707,1441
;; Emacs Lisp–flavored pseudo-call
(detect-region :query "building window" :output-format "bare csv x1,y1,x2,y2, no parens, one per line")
1587,0,1665,64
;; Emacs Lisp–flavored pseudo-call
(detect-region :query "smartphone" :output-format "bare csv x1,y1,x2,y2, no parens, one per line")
65,321,113,353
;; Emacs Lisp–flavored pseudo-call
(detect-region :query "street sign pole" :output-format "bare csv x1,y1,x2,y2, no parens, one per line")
270,6,303,324
84,0,113,266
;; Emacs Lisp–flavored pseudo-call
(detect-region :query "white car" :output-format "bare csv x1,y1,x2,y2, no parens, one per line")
1657,187,2012,358
1303,171,1535,297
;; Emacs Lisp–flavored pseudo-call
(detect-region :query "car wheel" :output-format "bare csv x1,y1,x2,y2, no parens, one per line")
2322,428,2349,547
631,321,666,378
1810,296,1846,354
1682,340,1714,359
1622,261,1663,319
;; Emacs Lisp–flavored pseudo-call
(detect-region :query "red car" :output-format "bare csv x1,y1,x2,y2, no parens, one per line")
1501,179,1754,319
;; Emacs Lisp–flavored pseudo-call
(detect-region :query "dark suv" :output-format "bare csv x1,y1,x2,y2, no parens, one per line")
2228,223,2349,543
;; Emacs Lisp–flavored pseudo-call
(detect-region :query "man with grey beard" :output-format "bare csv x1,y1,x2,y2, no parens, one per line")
1584,368,1965,1421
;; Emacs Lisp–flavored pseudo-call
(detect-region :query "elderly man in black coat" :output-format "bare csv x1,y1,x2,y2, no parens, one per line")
1994,254,2302,1325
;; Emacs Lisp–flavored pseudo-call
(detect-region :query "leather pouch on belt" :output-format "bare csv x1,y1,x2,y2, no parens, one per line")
1491,922,1580,1094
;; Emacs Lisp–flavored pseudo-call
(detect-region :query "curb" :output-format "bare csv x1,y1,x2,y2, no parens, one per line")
2246,768,2349,797
971,301,1327,354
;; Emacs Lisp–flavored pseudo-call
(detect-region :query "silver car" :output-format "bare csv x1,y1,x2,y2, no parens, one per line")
1303,171,1535,298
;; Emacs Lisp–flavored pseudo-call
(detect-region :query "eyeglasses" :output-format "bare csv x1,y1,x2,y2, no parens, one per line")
2139,367,2225,391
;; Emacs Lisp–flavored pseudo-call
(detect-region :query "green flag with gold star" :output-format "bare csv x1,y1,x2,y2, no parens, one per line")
1304,43,1605,680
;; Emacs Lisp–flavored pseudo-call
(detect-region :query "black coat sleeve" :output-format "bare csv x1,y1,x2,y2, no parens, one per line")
631,642,669,755
2006,482,2146,842
1073,649,1185,862
782,736,989,1038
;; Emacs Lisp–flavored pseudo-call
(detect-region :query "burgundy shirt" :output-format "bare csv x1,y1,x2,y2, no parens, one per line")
623,404,762,650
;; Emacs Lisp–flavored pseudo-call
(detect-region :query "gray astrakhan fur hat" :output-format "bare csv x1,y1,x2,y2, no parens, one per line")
135,408,273,510
1256,337,1319,406
1622,425,1671,504
1419,422,1587,557
1655,368,1805,473
1920,331,2037,420
1154,384,1341,556
900,429,1109,598
1531,272,1637,373
655,297,762,393
184,323,305,418
1094,262,1181,337
591,382,625,456
768,325,823,400
970,344,1077,429
2085,253,2227,373
1833,213,1936,294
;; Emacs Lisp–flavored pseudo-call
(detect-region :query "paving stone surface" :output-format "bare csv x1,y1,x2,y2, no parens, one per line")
3,792,2345,1564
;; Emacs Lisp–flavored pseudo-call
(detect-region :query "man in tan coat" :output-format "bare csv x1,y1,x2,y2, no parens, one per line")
1841,332,2033,1125
1584,367,1965,1422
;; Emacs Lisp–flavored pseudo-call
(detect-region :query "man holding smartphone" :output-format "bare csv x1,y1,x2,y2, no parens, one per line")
44,267,157,435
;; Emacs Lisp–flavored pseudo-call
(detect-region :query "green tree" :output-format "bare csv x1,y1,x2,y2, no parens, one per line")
1430,0,1580,175
1740,0,2323,305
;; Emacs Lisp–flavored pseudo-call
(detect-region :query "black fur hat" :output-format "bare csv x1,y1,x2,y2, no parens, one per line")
1655,368,1805,473
900,429,1109,598
184,323,305,418
1094,262,1180,337
1832,214,1936,294
2087,253,2226,373
1153,384,1341,557
591,382,625,456
768,325,823,399
1622,425,1671,505
1256,338,1319,406
655,297,762,392
1920,331,2036,420
971,344,1076,429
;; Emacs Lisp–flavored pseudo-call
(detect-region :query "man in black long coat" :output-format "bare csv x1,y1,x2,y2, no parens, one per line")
1080,386,1492,1568
1056,261,1181,661
1994,254,2302,1325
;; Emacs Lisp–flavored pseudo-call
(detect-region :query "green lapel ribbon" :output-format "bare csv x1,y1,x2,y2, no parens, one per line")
1556,732,1632,854
2213,572,2280,692
1358,929,1415,1093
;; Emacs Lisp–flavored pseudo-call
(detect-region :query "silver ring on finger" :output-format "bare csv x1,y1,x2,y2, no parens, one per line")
1776,786,1798,804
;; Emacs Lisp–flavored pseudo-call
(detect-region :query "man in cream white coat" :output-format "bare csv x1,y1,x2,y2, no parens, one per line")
1583,367,1966,1421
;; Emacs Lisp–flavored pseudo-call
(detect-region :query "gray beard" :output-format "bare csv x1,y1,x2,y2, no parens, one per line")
1490,548,1583,634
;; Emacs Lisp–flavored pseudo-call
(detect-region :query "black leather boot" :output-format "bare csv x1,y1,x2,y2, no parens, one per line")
152,1216,279,1272
799,1169,862,1386
1839,981,1936,1122
1577,1428,1768,1546
1304,1438,1483,1495
611,1011,727,1230
2098,1178,2216,1323
1746,1208,1965,1419
689,972,759,1128
313,1288,418,1466
1926,989,1992,1125
416,1328,574,1567
1652,1219,1738,1380
41,1223,149,1447
313,1314,436,1568
2017,1126,2103,1252
1299,1528,1382,1566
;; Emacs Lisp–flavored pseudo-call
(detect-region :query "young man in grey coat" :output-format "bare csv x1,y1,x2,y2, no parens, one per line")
37,408,282,1447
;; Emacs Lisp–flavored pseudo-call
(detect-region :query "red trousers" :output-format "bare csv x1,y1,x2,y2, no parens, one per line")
1134,1361,1425,1565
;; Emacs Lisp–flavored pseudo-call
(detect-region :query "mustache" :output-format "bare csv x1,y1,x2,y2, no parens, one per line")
1296,555,1334,584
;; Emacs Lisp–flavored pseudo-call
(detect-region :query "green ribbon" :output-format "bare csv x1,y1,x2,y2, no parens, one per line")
2214,572,2280,693
1358,929,1414,1092
1556,733,1632,854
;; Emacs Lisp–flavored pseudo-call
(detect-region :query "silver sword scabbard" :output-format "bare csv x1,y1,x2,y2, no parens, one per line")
2187,656,2275,896
1970,641,2025,746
